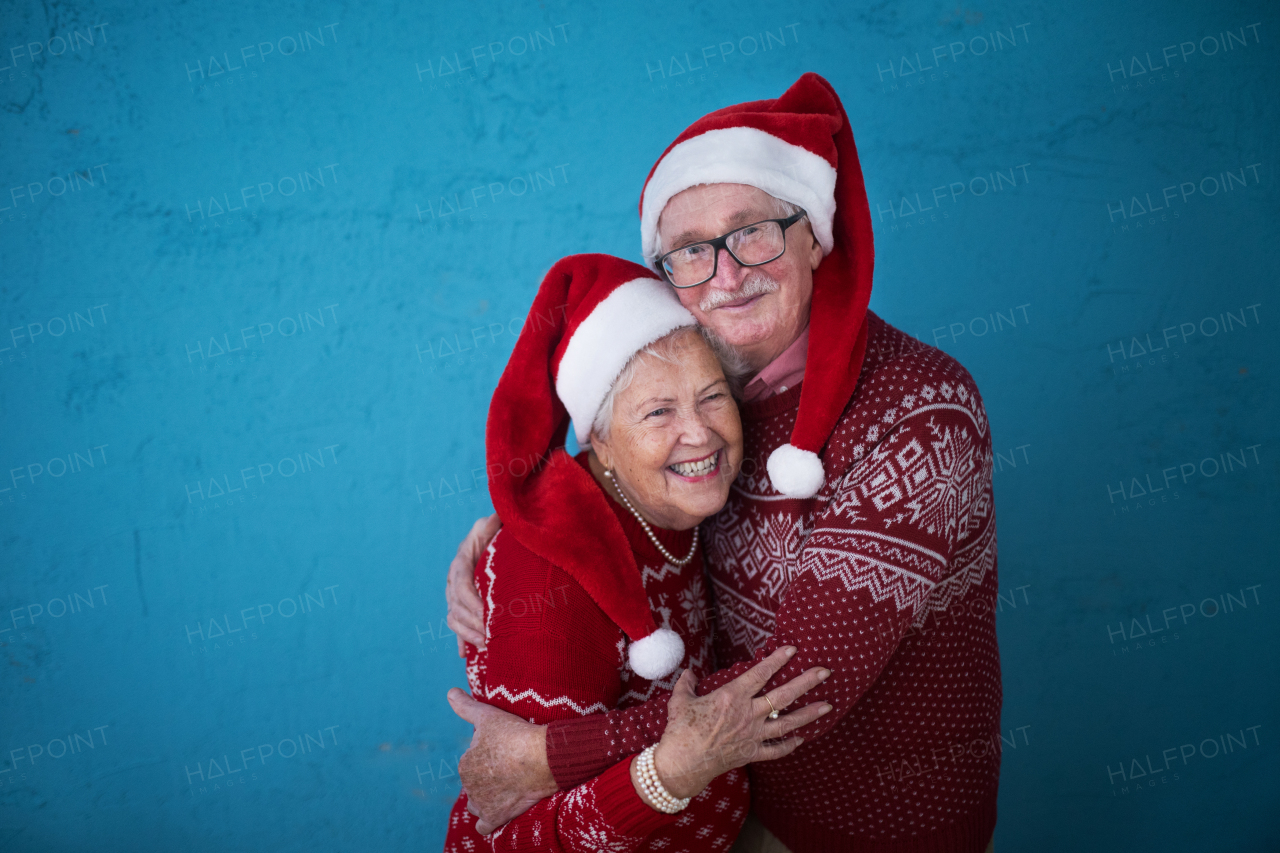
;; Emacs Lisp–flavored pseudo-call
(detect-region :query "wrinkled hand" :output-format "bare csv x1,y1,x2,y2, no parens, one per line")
446,514,501,656
653,647,831,799
448,687,557,835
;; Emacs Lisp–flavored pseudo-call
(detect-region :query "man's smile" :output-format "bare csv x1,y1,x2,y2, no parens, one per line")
713,292,767,312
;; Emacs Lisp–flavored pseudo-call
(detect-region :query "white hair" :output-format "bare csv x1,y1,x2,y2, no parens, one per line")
590,325,744,444
654,188,801,257
761,194,802,219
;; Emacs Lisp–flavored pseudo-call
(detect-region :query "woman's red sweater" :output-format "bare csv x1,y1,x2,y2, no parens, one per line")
444,456,749,852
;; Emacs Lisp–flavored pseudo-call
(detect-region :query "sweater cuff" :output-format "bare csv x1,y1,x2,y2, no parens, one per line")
547,714,614,789
591,757,678,837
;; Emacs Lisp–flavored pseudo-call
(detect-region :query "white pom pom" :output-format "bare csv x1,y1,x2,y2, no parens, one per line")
767,444,824,499
628,628,684,680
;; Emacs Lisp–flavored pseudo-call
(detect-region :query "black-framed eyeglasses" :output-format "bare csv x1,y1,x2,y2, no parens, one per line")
658,211,808,289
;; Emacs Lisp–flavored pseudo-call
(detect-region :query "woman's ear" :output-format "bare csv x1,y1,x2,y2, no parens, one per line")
590,433,614,471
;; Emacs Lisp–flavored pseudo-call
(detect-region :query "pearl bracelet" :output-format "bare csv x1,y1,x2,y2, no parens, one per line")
636,745,690,814
638,747,684,814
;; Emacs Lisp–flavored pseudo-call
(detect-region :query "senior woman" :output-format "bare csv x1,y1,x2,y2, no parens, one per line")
444,255,830,852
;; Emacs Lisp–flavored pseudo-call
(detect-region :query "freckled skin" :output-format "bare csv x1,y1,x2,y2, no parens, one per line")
636,660,833,800
588,329,743,531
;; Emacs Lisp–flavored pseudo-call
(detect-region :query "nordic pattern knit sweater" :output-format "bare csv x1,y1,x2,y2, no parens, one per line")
546,313,1002,853
444,456,750,853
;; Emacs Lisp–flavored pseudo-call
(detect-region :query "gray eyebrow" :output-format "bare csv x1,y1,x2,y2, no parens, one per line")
699,378,729,395
668,209,771,250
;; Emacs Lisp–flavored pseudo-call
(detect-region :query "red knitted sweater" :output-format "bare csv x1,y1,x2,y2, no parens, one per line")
546,313,1002,853
444,455,750,853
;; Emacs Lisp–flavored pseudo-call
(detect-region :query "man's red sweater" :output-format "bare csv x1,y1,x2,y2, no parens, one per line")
546,313,1002,852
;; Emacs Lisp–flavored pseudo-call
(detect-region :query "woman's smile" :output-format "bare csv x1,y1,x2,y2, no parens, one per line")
589,327,744,531
667,448,723,482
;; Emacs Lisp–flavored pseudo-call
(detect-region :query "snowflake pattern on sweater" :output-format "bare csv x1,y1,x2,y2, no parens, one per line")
546,314,1001,853
444,463,750,853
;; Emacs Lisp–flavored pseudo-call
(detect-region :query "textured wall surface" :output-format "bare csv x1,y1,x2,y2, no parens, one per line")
1,0,1276,850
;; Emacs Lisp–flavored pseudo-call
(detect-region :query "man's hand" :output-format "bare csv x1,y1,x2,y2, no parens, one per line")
448,687,556,835
446,514,501,656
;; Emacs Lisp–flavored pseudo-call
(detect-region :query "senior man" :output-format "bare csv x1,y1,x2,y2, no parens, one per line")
446,73,1001,853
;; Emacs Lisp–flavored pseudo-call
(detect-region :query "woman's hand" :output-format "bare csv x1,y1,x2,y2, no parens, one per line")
650,646,831,799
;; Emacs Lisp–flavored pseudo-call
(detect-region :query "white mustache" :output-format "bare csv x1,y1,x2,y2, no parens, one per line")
698,273,779,312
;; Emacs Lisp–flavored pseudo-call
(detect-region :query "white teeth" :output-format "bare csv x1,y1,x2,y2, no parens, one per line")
670,454,718,477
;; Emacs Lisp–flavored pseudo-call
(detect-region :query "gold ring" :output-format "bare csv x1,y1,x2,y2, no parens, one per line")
764,695,780,720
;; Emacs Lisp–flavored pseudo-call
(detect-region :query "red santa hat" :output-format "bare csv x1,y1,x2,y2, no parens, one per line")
638,72,875,500
485,254,696,680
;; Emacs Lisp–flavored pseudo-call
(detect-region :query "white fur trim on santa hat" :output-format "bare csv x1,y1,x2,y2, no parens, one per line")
767,443,825,499
641,126,838,267
556,278,696,445
628,627,684,680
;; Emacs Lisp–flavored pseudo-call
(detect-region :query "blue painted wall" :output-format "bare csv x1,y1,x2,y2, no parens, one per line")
2,0,1276,850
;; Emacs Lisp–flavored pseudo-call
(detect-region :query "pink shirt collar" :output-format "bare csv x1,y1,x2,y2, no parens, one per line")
742,326,808,403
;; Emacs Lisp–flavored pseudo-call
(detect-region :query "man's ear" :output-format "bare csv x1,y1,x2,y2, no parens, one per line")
807,231,823,270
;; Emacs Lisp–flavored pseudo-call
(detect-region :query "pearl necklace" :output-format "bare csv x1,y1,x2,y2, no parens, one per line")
604,469,699,567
